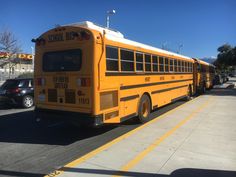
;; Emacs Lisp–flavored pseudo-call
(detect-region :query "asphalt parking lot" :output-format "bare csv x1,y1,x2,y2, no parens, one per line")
0,78,235,177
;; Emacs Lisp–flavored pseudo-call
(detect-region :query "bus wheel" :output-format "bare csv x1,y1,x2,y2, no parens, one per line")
137,94,151,123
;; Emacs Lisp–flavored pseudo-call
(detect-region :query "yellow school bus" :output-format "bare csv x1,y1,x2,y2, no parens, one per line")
33,21,195,126
193,58,215,93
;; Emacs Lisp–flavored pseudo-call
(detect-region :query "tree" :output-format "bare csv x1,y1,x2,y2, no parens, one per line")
215,44,236,70
0,28,22,78
217,44,232,53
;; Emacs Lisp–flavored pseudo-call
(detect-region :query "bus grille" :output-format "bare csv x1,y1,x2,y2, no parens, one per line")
65,89,75,104
48,89,57,102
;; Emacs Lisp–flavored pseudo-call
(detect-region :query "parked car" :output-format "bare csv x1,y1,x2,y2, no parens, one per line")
220,73,229,83
213,74,223,85
0,78,34,108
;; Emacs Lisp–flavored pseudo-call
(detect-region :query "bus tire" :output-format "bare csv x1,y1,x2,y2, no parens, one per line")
136,94,151,123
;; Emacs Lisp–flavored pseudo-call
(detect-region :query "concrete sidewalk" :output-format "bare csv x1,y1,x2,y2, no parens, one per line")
47,85,236,177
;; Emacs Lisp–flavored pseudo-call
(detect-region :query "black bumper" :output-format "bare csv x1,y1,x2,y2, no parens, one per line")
34,108,103,127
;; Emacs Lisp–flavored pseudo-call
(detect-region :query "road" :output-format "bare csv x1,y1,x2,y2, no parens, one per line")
0,97,186,177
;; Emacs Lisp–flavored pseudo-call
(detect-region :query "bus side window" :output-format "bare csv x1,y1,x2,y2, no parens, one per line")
180,60,183,72
170,59,174,72
145,54,151,72
178,60,181,72
159,57,164,72
185,61,188,72
120,49,134,71
187,62,190,72
152,55,158,72
186,62,188,72
165,58,169,72
174,59,177,72
106,46,118,71
197,64,201,72
136,52,144,72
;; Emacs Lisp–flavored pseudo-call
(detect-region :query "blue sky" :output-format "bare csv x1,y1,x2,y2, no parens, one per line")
1,0,235,58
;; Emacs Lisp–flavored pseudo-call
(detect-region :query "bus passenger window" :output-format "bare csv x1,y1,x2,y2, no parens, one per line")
178,60,181,72
197,64,201,72
136,52,144,72
169,59,174,72
121,49,134,71
181,61,184,72
185,62,188,72
165,58,169,72
174,59,177,72
186,62,189,72
189,62,191,72
152,56,158,72
159,57,164,72
145,54,151,72
106,46,119,71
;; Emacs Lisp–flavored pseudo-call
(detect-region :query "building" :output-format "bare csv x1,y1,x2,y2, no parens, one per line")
0,52,33,84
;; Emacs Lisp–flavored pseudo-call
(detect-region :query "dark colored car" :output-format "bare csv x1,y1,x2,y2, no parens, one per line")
213,74,223,85
0,78,34,108
221,73,229,83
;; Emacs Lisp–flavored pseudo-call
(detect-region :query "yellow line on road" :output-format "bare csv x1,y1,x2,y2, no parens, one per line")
45,96,201,177
113,97,212,177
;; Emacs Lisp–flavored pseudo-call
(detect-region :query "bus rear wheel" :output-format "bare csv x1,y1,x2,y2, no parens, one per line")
137,94,151,123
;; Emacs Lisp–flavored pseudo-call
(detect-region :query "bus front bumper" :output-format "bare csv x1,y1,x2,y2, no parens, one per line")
34,107,103,127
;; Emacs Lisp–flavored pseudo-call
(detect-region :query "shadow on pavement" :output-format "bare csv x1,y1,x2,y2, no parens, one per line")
0,110,117,145
205,88,236,97
0,170,44,177
48,167,236,177
0,167,235,177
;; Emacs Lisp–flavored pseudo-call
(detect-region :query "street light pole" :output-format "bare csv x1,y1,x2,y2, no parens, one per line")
31,46,34,72
106,10,116,28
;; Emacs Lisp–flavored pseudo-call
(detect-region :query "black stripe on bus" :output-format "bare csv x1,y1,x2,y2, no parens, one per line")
106,72,193,76
120,95,139,102
120,79,192,90
120,113,137,122
151,85,188,95
171,95,187,102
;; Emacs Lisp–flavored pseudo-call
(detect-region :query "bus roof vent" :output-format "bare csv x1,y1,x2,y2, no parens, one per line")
67,21,124,38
